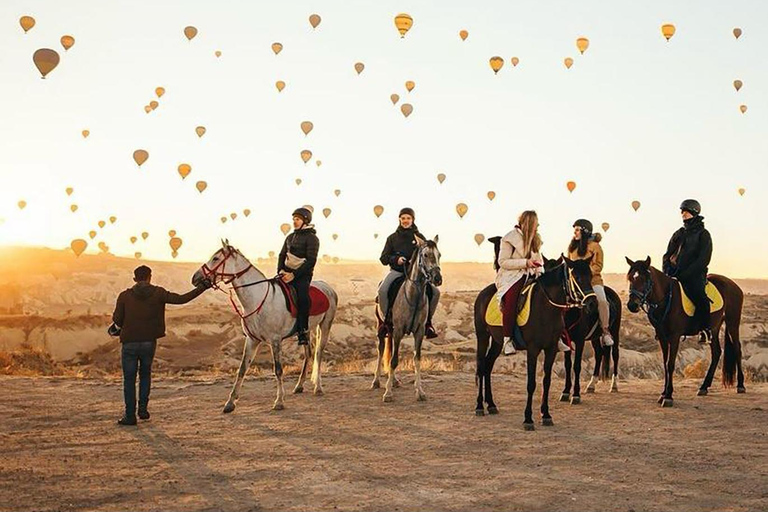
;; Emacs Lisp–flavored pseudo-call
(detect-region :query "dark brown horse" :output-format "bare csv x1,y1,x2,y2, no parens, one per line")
561,287,622,405
474,255,595,430
625,256,745,407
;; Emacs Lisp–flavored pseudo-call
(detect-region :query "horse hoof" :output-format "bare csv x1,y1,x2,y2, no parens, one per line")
657,395,665,405
610,386,618,393
697,388,708,396
383,395,393,403
570,396,581,405
487,406,499,415
370,380,381,390
523,422,535,431
475,409,485,417
394,380,402,388
737,387,746,394
416,392,427,402
661,398,674,408
559,393,570,402
293,386,304,394
586,386,595,394
542,417,554,427
222,403,235,414
313,388,324,396
272,402,285,411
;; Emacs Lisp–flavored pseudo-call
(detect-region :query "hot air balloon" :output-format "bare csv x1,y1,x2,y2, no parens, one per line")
98,220,106,228
109,216,117,224
184,26,198,40
567,181,576,193
215,50,222,58
280,223,291,235
511,57,520,67
456,203,468,218
196,126,206,137
459,30,468,41
405,80,415,92
401,103,413,118
564,57,574,69
304,205,315,214
70,205,78,213
374,205,384,218
474,234,485,246
17,200,26,210
61,35,75,51
149,100,159,110
390,94,400,105
272,42,283,55
171,250,178,259
490,56,504,74
631,200,641,212
740,104,748,114
309,14,321,29
135,252,142,259
155,87,165,98
221,216,227,224
269,251,276,259
738,187,746,196
33,49,60,78
81,130,89,138
661,23,676,41
601,222,610,232
130,236,138,244
374,234,379,239
276,81,286,92
437,173,446,184
133,149,149,167
196,180,207,193
295,178,302,186
316,160,322,167
394,13,413,38
98,241,108,253
88,230,97,239
141,232,149,240
332,234,338,241
334,189,341,197
301,121,314,136
240,209,250,218
487,191,496,201
734,80,743,92
178,163,192,179
168,230,176,237
733,27,742,39
169,237,183,251
144,105,152,113
354,62,365,75
322,208,332,219
301,150,312,163
20,16,35,33
70,239,87,257
65,187,74,196
576,37,589,54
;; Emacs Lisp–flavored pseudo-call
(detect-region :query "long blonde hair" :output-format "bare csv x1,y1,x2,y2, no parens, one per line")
517,210,542,258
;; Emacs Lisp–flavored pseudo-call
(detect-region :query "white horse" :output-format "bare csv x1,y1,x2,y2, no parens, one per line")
192,240,337,412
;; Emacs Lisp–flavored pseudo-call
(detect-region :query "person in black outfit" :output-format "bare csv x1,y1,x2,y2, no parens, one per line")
278,207,320,346
377,207,440,339
662,199,713,344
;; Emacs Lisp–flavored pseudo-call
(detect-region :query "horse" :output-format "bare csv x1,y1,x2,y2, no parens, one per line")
192,240,338,412
560,287,622,404
625,256,745,407
371,236,442,402
474,255,595,430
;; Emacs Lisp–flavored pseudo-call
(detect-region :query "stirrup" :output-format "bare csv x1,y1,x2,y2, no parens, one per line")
503,337,516,355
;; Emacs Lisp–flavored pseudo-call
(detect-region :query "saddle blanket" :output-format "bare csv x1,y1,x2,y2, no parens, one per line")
485,282,536,327
276,280,331,318
680,281,723,317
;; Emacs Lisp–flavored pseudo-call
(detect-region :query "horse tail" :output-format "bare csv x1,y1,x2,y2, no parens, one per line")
603,286,622,382
720,278,743,388
600,345,611,381
382,333,393,373
474,284,495,388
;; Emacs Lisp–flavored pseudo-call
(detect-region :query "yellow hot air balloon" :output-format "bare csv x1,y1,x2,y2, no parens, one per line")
601,222,610,232
316,160,322,167
196,180,207,193
221,216,227,224
733,27,742,39
184,26,198,41
733,80,743,92
437,173,446,184
487,191,496,201
169,237,183,251
109,216,117,224
70,204,78,213
230,213,237,220
155,87,165,98
98,220,106,228
33,49,60,79
631,200,641,212
141,232,149,240
323,208,331,219
135,252,142,259
474,234,485,246
89,230,97,239
334,189,341,197
738,187,746,196
394,13,413,38
196,126,206,138
171,250,178,259
97,241,108,252
456,203,468,219
390,94,400,105
295,178,302,186
20,16,35,33
301,121,314,136
354,62,365,75
61,35,75,51
332,234,338,241
178,163,192,179
276,81,286,92
144,105,152,113
18,200,27,210
130,236,138,244
564,57,574,69
511,57,520,67
81,130,89,138
567,181,576,193
405,80,415,92
576,37,589,54
374,205,384,218
133,149,149,167
740,104,748,114
489,56,504,74
272,42,283,55
215,50,222,58
168,230,176,237
309,14,321,29
401,103,413,118
70,239,87,257
243,209,251,217
301,150,312,163
304,205,314,214
459,30,468,41
65,187,74,196
149,100,159,110
661,23,676,41
280,223,291,235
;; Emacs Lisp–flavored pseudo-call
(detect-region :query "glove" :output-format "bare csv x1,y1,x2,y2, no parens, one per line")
107,323,121,337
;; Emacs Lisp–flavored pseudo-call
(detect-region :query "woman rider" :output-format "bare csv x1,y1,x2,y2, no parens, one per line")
277,207,320,346
377,207,440,339
567,219,614,347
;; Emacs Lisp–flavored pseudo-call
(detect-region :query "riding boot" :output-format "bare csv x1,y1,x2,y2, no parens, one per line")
425,323,438,339
297,329,309,346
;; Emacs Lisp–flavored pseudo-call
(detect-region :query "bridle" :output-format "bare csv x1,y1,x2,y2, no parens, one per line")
540,262,595,309
402,243,441,334
628,265,672,334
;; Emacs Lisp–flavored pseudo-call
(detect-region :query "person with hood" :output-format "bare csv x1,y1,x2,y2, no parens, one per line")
377,207,440,339
278,207,320,347
110,265,212,426
568,219,614,347
662,199,713,344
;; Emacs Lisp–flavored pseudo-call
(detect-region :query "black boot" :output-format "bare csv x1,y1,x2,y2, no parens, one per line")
425,322,438,339
297,329,309,346
117,415,137,426
138,407,150,420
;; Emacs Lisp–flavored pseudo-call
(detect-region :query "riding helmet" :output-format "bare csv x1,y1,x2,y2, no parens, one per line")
679,199,701,216
399,207,415,219
292,207,312,225
573,219,593,235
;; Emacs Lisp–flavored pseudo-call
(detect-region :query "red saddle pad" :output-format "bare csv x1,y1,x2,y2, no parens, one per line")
277,280,330,318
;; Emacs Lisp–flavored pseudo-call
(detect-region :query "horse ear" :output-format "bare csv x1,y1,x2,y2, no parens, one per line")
625,256,634,267
562,253,571,264
644,255,651,267
415,236,425,246
433,234,439,244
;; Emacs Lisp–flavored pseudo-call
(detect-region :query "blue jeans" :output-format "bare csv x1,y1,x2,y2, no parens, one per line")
121,341,156,417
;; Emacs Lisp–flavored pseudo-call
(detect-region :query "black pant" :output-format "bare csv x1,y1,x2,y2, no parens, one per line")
292,276,312,332
121,341,156,417
681,274,710,330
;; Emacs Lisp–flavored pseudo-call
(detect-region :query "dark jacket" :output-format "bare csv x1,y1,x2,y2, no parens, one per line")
662,215,713,281
112,282,205,343
278,226,320,280
380,224,425,272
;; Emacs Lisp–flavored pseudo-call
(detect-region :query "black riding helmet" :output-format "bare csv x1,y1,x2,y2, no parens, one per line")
680,199,701,216
399,207,415,219
292,207,312,225
573,218,593,235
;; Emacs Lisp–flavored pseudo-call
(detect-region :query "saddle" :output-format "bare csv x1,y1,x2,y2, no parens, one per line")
375,276,406,325
275,279,331,318
679,280,723,317
484,282,536,328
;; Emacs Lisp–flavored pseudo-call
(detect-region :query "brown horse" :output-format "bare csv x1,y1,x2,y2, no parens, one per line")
625,256,745,407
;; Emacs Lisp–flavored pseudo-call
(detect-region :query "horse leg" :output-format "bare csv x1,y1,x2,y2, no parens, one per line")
586,339,600,393
413,328,427,401
571,340,584,405
484,338,502,414
541,347,556,426
371,330,385,390
560,349,572,402
293,342,312,394
662,338,679,407
311,319,331,396
524,349,538,431
610,342,620,393
383,332,400,402
223,336,258,413
698,325,721,396
269,338,286,410
658,338,669,404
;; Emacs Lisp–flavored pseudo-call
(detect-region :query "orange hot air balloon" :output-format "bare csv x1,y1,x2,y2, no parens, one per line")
178,163,192,179
70,204,78,213
332,234,338,241
738,187,746,196
230,213,237,220
276,81,286,92
135,252,142,259
601,222,610,232
487,191,496,201
89,230,97,239
221,216,227,224
81,130,89,138
301,150,312,163
631,200,641,212
309,14,321,29
661,23,676,41
272,42,283,55
243,209,251,217
155,87,165,98
564,57,574,69
456,203,468,218
733,28,742,39
733,80,743,92
295,178,302,186
168,230,176,237
400,103,413,118
280,223,291,235
334,189,341,197
405,80,415,92
70,239,87,257
184,26,198,40
61,35,75,51
567,181,576,193
301,121,314,136
437,173,446,184
130,236,137,244
144,105,152,113
65,187,74,196
33,49,60,78
17,200,27,210
20,16,35,33
740,104,747,114
169,237,183,251
196,180,207,193
490,56,504,74
511,57,520,67
474,234,485,246
149,101,159,110
141,232,149,240
109,216,117,224
195,126,206,137
394,13,413,38
133,149,149,166
373,205,384,218
390,94,400,105
354,62,365,75
576,37,589,54
322,208,331,218
215,50,222,58
98,220,106,228
459,30,468,41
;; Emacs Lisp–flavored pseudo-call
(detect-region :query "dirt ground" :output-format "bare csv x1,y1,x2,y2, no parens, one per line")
1,373,766,512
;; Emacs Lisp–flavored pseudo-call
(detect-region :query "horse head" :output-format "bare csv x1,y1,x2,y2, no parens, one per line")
564,255,596,307
414,235,442,287
192,239,252,288
625,256,653,313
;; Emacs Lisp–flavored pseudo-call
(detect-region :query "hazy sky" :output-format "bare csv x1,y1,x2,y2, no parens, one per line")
1,0,767,277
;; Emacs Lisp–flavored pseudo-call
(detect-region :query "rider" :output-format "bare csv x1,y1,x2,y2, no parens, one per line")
377,207,440,339
568,219,614,347
497,210,545,355
662,199,713,344
277,207,320,346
